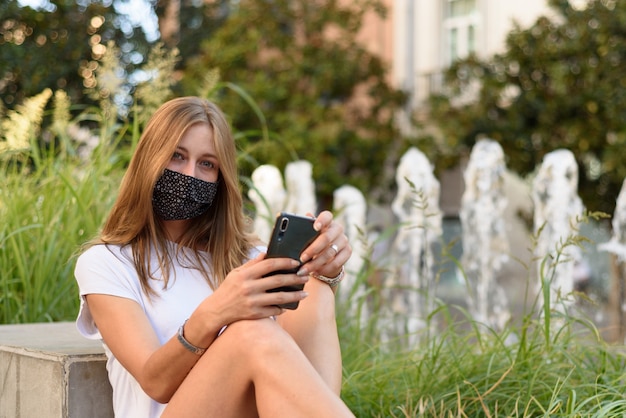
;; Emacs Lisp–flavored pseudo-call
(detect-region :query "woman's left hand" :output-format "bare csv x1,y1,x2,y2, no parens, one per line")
298,211,352,279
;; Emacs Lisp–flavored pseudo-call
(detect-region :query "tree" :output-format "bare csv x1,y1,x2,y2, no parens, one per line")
3,0,409,204
0,0,151,111
427,0,626,214
181,0,407,202
154,0,230,57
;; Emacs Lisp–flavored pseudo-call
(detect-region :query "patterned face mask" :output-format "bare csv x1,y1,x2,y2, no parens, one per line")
152,169,219,220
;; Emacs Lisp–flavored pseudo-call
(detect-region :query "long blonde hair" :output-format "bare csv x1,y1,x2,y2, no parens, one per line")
93,97,255,296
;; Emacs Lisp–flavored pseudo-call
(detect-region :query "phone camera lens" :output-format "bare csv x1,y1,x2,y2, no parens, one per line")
279,218,289,232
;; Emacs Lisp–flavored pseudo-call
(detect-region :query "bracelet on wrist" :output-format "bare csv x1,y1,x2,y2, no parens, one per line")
177,319,207,355
309,265,345,287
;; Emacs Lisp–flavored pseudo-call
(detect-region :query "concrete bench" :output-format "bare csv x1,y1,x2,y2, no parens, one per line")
0,322,113,418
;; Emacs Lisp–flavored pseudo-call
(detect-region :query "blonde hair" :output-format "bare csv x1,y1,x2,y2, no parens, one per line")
94,97,255,296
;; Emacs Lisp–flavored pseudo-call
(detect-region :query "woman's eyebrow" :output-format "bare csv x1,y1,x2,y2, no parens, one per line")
175,145,218,159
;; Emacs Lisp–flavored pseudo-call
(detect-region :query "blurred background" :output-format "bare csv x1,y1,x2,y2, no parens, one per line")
4,0,622,215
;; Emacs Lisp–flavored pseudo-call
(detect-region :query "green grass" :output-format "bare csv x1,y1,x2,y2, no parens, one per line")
0,122,128,323
337,298,626,417
334,266,626,418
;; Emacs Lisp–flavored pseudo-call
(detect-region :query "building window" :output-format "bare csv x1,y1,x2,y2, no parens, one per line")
443,0,479,65
447,0,476,17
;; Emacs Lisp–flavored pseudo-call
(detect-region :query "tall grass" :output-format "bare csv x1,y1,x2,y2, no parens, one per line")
0,115,130,323
339,304,626,416
337,231,626,417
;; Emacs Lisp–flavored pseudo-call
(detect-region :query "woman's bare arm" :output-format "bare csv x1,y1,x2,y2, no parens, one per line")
85,255,309,403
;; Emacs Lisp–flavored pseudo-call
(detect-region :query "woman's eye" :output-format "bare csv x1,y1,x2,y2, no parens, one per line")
200,160,215,168
172,152,184,160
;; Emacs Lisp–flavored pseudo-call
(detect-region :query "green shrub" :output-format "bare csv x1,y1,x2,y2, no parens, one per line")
0,102,129,323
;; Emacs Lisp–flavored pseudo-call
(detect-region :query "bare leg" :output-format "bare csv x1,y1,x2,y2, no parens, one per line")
162,318,354,418
278,278,343,392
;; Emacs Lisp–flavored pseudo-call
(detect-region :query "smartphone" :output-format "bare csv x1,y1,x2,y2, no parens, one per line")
264,212,319,309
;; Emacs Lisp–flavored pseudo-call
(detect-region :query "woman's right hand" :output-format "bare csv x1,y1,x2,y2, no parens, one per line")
188,254,309,337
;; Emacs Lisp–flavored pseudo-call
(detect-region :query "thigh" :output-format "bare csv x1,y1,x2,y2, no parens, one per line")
161,319,272,418
277,278,343,392
162,316,353,418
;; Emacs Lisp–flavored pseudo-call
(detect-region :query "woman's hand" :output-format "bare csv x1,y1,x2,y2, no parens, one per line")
193,255,309,327
297,211,352,279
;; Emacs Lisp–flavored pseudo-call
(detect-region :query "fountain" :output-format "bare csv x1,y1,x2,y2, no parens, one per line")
460,139,511,330
532,149,584,312
285,160,317,216
333,185,368,324
248,164,287,243
383,147,442,345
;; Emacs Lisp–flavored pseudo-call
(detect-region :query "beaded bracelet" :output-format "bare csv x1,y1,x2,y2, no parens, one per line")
177,319,207,355
309,265,345,287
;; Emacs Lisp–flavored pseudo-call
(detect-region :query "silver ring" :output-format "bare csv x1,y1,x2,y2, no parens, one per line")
330,244,339,255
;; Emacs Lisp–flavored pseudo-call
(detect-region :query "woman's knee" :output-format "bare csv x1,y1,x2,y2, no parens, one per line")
217,318,298,359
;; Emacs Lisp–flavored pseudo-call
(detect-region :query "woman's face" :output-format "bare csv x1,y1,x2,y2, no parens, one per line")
166,123,220,183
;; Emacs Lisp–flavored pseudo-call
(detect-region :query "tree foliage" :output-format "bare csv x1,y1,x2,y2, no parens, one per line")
427,0,626,214
0,0,151,110
181,0,407,201
3,0,408,203
155,0,230,55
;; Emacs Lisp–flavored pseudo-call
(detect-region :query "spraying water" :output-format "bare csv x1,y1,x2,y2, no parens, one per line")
532,149,584,312
460,139,511,330
384,147,442,345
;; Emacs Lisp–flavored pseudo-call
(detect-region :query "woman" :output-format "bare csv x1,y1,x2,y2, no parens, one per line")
74,97,354,417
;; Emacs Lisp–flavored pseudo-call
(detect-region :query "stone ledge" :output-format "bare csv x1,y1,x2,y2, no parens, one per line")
0,322,113,418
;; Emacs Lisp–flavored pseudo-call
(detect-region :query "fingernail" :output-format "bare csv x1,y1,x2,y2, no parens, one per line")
297,267,308,276
300,253,310,263
301,291,309,298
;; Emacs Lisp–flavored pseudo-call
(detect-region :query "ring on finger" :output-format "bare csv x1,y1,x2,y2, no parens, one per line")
330,243,339,255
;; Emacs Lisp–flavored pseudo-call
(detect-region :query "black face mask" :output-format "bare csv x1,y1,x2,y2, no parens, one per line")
152,169,218,220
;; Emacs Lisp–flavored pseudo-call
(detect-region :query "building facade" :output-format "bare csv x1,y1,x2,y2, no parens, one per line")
362,0,554,110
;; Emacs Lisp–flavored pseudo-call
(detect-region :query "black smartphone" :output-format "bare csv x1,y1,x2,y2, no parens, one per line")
264,212,319,309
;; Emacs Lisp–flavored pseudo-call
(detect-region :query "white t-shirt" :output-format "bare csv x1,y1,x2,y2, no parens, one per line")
75,242,260,418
